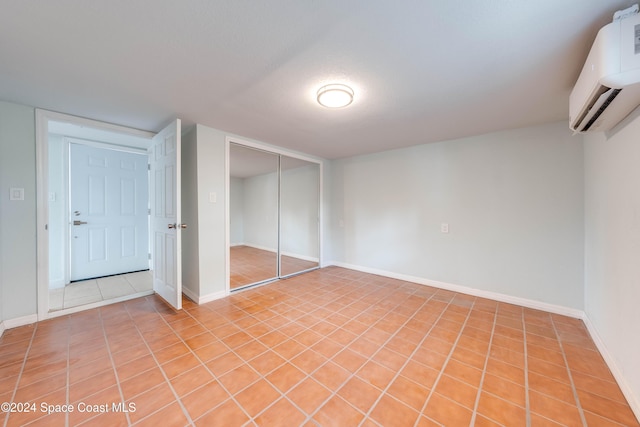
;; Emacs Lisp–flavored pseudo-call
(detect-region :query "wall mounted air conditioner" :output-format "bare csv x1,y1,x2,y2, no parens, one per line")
570,11,640,132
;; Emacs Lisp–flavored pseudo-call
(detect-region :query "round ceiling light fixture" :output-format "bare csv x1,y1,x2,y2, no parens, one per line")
317,84,354,108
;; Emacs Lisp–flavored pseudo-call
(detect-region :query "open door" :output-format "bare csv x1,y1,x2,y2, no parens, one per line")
149,119,182,309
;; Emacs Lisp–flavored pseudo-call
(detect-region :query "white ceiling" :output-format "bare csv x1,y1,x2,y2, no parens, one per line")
0,1,634,159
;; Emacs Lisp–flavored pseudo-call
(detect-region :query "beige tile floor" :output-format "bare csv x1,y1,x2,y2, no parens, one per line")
49,271,153,311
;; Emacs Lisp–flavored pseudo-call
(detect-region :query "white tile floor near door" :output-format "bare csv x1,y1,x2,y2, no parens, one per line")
49,270,153,310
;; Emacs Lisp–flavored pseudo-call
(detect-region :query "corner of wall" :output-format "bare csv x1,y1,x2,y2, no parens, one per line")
582,313,640,422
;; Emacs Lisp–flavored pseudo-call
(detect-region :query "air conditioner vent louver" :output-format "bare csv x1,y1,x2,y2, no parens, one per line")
581,88,622,131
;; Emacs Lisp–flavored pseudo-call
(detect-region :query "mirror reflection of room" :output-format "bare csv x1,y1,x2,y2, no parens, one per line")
280,156,320,277
229,144,279,289
229,143,320,290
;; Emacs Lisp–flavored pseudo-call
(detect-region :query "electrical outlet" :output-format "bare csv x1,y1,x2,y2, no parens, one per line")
441,223,449,233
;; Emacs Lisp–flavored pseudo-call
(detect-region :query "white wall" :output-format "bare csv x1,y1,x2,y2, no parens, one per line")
329,121,584,309
584,111,640,413
0,101,37,321
229,177,244,245
242,171,279,252
235,163,320,260
193,125,227,299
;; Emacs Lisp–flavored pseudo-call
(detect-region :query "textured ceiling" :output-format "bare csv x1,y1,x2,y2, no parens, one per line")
0,1,634,159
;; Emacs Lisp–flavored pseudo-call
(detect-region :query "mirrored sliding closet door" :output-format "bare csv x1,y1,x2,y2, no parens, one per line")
279,155,320,277
229,144,279,289
229,143,320,291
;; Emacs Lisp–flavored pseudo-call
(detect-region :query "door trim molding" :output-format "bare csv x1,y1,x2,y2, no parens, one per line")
35,109,154,320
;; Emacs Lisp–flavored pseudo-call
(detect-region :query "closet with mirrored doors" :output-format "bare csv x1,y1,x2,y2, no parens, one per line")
229,142,321,290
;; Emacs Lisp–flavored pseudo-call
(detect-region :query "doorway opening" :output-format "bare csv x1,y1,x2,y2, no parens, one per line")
36,110,157,317
48,135,153,310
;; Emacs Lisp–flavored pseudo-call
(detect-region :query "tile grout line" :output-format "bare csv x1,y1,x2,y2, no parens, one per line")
177,298,308,423
278,281,414,423
411,297,479,427
2,324,38,427
301,284,441,426
96,308,133,426
346,290,450,425
340,291,446,426
197,278,402,424
149,298,270,424
208,277,433,424
550,315,588,427
185,295,312,423
300,282,437,425
468,304,499,426
122,299,197,427
523,310,531,427
65,317,71,427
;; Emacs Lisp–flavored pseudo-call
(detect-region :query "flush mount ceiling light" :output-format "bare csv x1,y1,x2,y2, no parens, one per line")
317,84,354,108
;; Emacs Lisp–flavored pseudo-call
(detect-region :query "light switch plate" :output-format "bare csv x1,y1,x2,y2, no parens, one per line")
441,223,449,233
10,188,24,201
209,192,217,203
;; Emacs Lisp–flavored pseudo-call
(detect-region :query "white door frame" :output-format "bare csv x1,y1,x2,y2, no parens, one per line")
36,109,155,320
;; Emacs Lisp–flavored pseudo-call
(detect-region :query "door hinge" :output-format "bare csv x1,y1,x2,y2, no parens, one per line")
148,208,151,215
148,253,151,260
147,164,151,171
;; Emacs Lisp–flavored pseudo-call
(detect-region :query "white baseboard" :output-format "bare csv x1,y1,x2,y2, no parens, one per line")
240,244,319,263
199,290,227,304
0,313,39,337
181,287,198,304
327,261,583,318
281,251,319,263
182,287,227,305
243,243,277,253
582,315,640,422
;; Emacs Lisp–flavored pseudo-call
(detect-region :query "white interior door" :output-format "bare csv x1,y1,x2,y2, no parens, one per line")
70,143,149,281
149,119,182,310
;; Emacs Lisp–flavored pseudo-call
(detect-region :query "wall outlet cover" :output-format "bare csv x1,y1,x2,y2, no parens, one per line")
10,188,25,201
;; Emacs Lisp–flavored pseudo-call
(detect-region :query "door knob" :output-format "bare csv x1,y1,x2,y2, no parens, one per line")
167,223,187,229
73,220,87,225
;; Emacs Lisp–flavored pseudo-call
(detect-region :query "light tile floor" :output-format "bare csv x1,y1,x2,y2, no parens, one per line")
3,267,638,426
49,271,153,311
